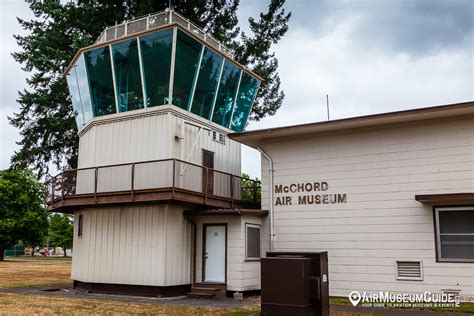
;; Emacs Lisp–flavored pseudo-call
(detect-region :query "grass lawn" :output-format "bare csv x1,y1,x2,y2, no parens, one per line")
0,261,71,288
5,256,72,261
0,293,261,315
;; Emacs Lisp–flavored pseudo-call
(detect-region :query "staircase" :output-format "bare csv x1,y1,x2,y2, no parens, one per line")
186,283,226,299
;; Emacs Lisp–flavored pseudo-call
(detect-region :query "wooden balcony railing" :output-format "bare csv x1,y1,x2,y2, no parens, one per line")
45,158,260,212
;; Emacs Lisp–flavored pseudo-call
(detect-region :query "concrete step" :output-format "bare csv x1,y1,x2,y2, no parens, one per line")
189,283,227,299
186,292,216,299
191,287,220,292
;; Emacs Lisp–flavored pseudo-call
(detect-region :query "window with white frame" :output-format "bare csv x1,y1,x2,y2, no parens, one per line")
245,224,261,260
435,206,474,262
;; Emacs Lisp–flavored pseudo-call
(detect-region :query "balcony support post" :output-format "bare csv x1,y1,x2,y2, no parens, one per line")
253,181,258,204
94,167,98,203
230,174,234,208
204,167,208,205
131,163,135,201
172,159,176,198
52,177,55,203
60,171,65,204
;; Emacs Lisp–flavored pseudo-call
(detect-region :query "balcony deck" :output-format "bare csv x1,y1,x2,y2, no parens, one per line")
45,158,260,213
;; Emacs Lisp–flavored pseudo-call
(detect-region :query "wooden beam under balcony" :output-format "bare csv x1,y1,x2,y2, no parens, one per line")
46,187,260,213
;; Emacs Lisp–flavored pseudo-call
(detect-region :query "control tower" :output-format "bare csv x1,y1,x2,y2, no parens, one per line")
46,10,266,297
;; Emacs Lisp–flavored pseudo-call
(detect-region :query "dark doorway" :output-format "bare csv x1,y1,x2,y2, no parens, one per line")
202,150,214,195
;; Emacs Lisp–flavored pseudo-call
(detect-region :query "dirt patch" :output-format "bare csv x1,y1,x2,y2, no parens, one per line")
0,261,71,288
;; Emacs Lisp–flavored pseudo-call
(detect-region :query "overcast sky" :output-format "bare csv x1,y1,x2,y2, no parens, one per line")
1,0,473,178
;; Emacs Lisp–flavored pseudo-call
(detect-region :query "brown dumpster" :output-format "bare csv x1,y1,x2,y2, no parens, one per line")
261,252,329,316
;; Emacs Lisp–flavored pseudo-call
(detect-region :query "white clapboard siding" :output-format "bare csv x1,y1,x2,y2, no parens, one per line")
192,215,263,291
259,115,474,297
72,205,192,286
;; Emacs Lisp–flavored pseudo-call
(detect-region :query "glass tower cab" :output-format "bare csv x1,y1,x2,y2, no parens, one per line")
65,9,262,133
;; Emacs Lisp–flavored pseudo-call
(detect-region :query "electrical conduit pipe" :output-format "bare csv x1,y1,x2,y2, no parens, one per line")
258,147,274,251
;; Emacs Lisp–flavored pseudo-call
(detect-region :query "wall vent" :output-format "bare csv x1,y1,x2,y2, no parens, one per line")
395,261,423,281
442,289,461,300
212,131,226,144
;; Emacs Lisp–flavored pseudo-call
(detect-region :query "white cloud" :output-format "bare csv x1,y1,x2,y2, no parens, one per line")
240,9,473,179
0,1,472,180
0,1,32,169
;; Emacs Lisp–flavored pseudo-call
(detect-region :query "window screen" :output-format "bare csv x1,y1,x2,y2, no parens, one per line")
78,214,83,237
139,29,173,107
190,48,224,119
436,207,474,262
84,46,117,117
112,38,144,112
65,68,85,128
230,72,260,132
75,54,93,124
246,224,261,260
172,29,202,110
211,61,241,127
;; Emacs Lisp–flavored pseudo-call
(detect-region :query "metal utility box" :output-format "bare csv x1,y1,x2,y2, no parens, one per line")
261,252,329,316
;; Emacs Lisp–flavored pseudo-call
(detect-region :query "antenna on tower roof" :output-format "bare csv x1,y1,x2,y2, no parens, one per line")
326,94,330,121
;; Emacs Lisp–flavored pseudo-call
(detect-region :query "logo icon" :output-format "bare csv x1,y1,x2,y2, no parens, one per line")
349,291,361,306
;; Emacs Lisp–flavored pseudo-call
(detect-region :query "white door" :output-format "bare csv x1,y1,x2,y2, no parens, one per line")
204,225,226,283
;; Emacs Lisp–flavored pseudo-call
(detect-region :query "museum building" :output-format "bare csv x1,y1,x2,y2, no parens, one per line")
230,101,474,299
46,9,473,300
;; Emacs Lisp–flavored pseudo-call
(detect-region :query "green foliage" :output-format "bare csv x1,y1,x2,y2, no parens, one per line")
241,173,261,204
48,213,73,254
10,0,290,177
0,168,49,260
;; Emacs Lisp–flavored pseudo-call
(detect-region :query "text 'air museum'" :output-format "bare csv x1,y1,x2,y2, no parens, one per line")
47,10,474,300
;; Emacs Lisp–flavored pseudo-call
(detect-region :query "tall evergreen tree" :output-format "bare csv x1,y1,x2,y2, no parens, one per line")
11,0,290,177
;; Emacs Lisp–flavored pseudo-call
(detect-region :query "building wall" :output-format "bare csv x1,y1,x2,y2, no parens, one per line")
72,205,193,287
192,215,263,291
76,107,241,195
259,115,474,297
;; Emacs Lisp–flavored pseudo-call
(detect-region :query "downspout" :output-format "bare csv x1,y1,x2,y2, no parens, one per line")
257,147,275,252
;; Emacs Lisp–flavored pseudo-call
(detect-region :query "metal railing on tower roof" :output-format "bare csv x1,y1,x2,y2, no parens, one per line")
95,9,234,59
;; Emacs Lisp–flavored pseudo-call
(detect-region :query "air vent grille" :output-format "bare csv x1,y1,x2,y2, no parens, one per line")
442,289,461,299
396,261,423,280
212,131,226,144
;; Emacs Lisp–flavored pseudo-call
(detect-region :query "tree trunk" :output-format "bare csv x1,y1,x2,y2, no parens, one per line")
0,245,4,261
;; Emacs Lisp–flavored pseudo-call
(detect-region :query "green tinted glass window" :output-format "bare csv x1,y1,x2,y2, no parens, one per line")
212,61,241,127
85,46,117,117
66,68,85,129
190,48,223,119
172,30,202,110
139,29,173,107
75,54,93,124
230,73,260,132
112,39,144,112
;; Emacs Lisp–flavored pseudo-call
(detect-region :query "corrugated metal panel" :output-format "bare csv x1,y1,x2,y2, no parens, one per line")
78,113,172,168
77,111,241,195
72,205,192,286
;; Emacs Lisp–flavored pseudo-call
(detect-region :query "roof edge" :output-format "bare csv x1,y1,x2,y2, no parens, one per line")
229,101,474,148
